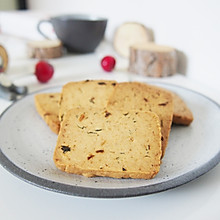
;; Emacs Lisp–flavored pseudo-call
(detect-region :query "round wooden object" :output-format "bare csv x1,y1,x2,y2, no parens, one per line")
113,22,153,58
28,40,63,59
129,43,177,77
0,45,9,72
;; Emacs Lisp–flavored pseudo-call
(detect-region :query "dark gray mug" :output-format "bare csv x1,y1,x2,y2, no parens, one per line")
37,14,107,53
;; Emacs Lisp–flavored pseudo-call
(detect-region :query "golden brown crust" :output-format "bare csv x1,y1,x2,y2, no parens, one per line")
107,82,173,157
59,80,117,121
34,93,60,134
171,92,194,125
53,108,162,179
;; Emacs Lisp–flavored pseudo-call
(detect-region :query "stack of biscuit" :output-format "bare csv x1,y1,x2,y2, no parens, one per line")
35,80,193,179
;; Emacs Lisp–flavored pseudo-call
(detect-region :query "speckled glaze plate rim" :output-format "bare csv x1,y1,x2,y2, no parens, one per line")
0,82,220,198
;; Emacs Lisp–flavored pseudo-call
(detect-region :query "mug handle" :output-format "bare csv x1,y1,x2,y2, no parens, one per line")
37,19,52,39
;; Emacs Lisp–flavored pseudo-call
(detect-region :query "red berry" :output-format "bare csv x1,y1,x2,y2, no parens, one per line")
101,56,116,72
35,60,54,83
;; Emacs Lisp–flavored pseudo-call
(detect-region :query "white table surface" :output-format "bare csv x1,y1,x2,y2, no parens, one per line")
0,35,220,220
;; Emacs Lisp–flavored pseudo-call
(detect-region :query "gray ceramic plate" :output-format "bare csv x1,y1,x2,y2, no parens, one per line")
0,83,220,198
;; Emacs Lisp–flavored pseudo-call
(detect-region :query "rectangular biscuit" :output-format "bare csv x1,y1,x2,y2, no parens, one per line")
171,92,194,125
53,107,162,179
107,82,173,157
59,80,117,121
34,93,60,134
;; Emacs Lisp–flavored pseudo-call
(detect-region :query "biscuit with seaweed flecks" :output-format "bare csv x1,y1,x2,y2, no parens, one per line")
107,82,173,157
34,93,60,134
53,107,162,179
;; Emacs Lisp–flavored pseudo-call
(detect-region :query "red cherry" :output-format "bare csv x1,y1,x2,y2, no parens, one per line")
35,60,54,83
101,56,116,72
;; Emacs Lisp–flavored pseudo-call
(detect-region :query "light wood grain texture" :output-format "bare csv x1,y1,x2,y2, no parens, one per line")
129,43,177,77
